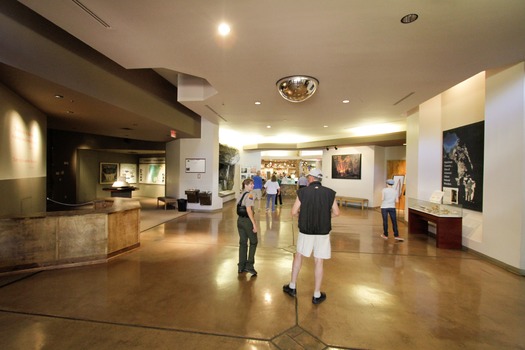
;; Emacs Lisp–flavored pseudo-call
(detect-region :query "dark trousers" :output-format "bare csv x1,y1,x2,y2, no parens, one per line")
275,192,282,205
237,217,257,270
381,208,399,237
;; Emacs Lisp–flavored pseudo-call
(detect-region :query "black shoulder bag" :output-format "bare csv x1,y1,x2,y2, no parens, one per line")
237,192,249,217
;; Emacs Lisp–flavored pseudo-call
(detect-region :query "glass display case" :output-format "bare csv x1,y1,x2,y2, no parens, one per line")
408,198,462,218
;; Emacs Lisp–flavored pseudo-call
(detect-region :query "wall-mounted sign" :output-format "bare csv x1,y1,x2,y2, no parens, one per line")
138,157,165,184
120,163,137,184
185,158,206,173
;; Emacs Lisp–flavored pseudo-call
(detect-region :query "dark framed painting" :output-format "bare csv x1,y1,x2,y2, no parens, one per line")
332,154,362,179
100,162,119,184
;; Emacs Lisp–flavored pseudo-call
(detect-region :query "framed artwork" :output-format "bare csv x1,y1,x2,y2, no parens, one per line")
331,154,362,179
120,163,137,184
100,162,119,184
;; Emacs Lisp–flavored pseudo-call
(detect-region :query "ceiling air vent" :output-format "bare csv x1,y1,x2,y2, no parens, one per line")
72,0,111,28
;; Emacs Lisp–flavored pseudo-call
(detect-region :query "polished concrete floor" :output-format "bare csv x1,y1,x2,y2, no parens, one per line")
1,197,524,350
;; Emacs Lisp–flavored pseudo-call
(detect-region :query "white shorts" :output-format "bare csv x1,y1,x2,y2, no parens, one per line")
296,232,331,259
252,189,262,199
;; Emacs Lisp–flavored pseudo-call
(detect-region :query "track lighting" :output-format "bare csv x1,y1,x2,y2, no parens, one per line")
334,146,338,150
326,147,329,151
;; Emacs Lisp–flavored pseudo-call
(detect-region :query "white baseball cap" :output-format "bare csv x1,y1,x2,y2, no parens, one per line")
308,168,323,178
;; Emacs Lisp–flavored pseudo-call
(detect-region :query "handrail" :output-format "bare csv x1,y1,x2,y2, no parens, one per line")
46,197,94,207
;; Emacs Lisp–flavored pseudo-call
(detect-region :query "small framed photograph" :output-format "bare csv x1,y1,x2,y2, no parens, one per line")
100,162,119,184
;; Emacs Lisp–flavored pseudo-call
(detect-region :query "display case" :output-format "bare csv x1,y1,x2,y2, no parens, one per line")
408,198,463,249
408,198,462,217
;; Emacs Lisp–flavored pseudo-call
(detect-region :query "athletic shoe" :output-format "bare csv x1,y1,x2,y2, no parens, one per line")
312,292,327,304
283,284,296,297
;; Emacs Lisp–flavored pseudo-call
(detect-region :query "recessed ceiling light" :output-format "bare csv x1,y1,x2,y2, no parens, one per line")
342,99,350,104
55,94,63,99
255,101,261,105
218,23,230,36
400,13,418,24
323,125,328,128
266,125,271,129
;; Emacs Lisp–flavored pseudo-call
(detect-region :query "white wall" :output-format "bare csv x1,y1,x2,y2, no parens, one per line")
0,83,47,216
407,62,525,272
416,95,443,201
322,146,378,205
166,119,222,211
483,62,525,269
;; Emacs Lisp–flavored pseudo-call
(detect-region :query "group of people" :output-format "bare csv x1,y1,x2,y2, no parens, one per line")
251,171,306,212
237,169,402,305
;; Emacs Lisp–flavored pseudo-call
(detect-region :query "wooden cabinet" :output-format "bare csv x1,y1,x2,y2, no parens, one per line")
409,208,462,249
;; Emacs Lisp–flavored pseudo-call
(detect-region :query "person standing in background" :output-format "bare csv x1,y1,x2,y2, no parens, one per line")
264,174,280,212
380,179,404,241
275,173,283,206
297,173,308,189
251,171,263,211
283,168,340,304
237,178,258,276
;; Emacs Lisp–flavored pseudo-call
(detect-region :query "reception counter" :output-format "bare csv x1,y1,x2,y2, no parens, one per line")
279,184,298,197
0,198,141,275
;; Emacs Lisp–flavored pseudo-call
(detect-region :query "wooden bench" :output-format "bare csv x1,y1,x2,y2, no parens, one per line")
157,196,177,210
335,196,369,210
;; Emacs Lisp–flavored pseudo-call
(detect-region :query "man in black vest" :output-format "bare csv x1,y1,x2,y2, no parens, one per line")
283,168,340,304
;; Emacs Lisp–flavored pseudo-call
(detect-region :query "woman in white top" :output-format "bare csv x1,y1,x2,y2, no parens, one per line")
264,174,280,212
381,179,403,241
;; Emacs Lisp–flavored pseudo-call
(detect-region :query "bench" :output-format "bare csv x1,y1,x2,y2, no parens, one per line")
335,196,369,210
157,196,177,210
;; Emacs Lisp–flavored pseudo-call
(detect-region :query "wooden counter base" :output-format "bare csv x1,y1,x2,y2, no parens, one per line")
409,208,462,249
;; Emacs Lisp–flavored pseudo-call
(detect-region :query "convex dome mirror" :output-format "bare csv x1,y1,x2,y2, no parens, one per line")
276,76,319,103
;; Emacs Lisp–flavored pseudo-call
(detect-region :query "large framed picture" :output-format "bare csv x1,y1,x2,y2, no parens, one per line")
331,154,362,179
100,162,119,184
442,121,484,211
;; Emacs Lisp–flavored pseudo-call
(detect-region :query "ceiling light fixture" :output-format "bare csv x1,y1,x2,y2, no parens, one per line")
276,76,319,103
400,13,418,24
218,23,231,36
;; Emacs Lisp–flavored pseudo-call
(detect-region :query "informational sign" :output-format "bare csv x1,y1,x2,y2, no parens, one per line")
442,121,484,211
185,158,206,173
119,163,137,184
139,157,165,184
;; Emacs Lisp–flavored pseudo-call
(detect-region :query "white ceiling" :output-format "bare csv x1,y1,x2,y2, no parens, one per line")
4,0,525,148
